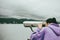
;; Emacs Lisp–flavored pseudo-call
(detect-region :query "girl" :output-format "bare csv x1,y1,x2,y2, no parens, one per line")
30,18,60,40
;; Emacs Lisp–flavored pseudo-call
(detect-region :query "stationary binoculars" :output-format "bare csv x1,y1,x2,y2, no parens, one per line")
23,21,45,27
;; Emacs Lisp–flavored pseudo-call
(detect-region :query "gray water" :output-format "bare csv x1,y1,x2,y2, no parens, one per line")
0,24,37,40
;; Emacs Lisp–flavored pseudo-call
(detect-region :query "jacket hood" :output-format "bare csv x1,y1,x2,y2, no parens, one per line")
48,23,60,36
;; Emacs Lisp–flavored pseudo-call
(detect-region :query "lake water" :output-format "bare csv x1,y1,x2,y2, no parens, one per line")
0,24,37,40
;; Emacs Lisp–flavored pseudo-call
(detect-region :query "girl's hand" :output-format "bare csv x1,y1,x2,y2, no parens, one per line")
37,23,42,29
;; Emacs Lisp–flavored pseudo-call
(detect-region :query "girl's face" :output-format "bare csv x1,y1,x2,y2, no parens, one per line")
45,23,49,27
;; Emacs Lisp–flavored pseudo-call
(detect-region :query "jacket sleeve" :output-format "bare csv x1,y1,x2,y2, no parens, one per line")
30,28,45,40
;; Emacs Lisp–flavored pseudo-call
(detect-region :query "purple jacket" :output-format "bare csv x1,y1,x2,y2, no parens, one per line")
30,23,60,40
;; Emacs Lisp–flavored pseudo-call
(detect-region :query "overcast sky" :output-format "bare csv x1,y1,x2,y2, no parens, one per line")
0,0,60,20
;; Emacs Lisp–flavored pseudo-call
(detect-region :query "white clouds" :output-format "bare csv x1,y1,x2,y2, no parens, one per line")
0,8,14,15
0,0,60,20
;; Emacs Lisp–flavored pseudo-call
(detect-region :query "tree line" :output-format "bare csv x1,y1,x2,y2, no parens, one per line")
0,18,39,24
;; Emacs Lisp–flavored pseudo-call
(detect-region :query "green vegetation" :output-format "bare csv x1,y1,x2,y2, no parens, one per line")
0,18,39,24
